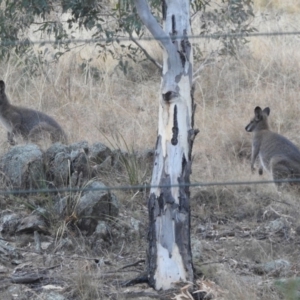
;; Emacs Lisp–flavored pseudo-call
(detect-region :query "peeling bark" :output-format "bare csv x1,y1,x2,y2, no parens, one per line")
135,0,198,290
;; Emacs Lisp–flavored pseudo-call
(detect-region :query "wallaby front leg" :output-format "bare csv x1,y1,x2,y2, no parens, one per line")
251,142,260,173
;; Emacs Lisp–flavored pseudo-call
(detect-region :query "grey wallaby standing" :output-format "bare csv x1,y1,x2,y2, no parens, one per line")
0,80,67,145
245,106,300,187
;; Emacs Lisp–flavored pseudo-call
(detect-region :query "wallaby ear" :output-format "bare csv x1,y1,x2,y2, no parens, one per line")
254,106,262,119
263,107,270,116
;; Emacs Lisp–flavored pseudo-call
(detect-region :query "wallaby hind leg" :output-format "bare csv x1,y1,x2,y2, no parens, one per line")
28,122,67,144
28,125,51,144
288,169,300,189
271,158,295,189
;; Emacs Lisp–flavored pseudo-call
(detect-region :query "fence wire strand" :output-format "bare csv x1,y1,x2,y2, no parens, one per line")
0,31,300,47
1,178,300,196
0,30,300,197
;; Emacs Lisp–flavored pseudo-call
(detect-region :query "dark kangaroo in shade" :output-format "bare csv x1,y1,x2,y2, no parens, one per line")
245,106,300,187
0,80,67,145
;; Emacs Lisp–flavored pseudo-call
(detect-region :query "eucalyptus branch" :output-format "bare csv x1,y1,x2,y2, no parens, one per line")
134,0,172,52
128,32,162,71
134,0,180,86
193,51,217,81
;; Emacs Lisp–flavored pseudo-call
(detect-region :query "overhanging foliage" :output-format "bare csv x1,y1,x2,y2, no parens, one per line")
0,0,255,74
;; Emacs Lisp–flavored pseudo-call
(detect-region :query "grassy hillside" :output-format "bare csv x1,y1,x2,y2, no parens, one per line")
0,2,300,299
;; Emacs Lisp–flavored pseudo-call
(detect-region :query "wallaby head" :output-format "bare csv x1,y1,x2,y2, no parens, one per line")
245,106,270,133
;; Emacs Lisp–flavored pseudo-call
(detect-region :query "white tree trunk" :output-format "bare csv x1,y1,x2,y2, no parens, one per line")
135,0,197,290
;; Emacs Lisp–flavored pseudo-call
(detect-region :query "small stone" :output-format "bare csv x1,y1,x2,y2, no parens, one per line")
253,259,290,276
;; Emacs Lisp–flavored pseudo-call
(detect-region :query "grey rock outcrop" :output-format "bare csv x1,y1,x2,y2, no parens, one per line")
0,144,44,190
0,141,120,237
44,142,90,188
75,181,119,234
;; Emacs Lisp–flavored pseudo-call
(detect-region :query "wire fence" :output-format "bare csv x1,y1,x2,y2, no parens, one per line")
1,30,300,47
0,29,300,197
1,178,300,196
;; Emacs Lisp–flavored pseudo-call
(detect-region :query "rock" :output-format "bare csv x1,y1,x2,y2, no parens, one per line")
69,140,89,153
253,217,292,240
44,143,68,163
0,209,49,235
75,181,119,234
44,141,91,188
130,217,142,238
16,214,49,234
94,221,109,239
0,141,115,191
54,238,74,252
44,143,70,188
99,156,112,170
191,239,202,261
253,259,291,276
91,156,113,176
89,142,112,164
55,181,119,234
42,291,66,300
130,217,140,231
34,207,51,220
266,218,287,232
0,211,21,235
50,152,70,187
0,144,44,190
7,285,30,300
0,239,23,265
70,149,90,185
89,143,113,176
89,221,111,253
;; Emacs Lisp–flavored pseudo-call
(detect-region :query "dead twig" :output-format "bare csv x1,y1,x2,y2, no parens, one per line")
119,259,145,270
119,272,148,287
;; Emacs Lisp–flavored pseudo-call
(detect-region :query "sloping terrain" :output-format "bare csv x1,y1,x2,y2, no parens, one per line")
0,2,300,299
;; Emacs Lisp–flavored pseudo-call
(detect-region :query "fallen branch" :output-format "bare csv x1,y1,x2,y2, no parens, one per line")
120,272,148,287
11,264,61,284
120,259,145,270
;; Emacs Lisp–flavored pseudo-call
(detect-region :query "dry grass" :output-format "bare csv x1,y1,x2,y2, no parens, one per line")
1,4,300,300
192,10,300,184
0,55,159,152
254,0,300,13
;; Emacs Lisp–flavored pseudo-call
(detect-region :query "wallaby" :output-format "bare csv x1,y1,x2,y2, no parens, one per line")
0,80,67,145
245,106,300,187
